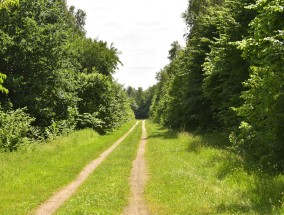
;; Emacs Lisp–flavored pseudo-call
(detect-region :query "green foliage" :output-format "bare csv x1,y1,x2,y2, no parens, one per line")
76,112,104,131
0,0,18,9
0,73,8,94
150,0,284,170
127,86,155,119
0,107,34,151
78,73,133,133
0,0,16,94
232,0,284,170
168,41,182,61
0,0,133,147
76,37,121,75
202,0,254,130
44,107,78,139
150,66,172,124
0,0,79,127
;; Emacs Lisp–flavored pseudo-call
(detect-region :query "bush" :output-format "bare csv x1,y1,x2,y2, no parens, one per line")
44,107,78,139
76,112,104,131
77,73,134,134
0,107,35,151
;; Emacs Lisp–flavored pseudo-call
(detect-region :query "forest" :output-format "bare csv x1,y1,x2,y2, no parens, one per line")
0,0,133,151
0,0,283,171
148,0,284,171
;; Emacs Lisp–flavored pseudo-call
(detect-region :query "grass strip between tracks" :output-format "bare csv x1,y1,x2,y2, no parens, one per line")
56,121,142,214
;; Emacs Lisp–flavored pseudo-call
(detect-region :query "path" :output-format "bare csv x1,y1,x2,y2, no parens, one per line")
34,121,139,215
123,120,150,215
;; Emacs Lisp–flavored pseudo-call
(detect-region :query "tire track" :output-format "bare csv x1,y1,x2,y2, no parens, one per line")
123,120,150,215
34,121,139,215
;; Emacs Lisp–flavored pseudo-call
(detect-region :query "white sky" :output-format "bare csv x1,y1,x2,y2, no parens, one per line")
67,0,188,89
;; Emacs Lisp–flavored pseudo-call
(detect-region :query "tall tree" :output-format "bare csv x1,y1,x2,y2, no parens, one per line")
0,0,79,127
0,0,19,94
231,0,284,169
202,0,255,130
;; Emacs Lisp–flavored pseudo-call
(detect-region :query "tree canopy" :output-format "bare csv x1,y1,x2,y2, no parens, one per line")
150,0,284,170
0,0,133,150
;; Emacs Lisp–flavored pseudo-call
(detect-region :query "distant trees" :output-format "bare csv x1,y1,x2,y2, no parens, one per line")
0,0,133,150
127,86,155,119
150,0,284,170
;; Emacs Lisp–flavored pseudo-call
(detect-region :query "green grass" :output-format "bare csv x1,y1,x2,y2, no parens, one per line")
56,121,142,214
0,120,136,215
145,121,284,214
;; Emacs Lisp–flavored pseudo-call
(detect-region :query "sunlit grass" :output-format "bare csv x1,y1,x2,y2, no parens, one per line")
56,121,142,214
145,121,284,214
0,120,136,215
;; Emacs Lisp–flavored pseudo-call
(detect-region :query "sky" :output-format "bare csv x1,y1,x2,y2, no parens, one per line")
67,0,188,89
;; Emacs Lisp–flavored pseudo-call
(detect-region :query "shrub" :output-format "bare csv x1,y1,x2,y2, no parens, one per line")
0,107,35,151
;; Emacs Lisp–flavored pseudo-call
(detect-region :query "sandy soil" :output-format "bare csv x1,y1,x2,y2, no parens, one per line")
34,121,139,215
122,120,150,215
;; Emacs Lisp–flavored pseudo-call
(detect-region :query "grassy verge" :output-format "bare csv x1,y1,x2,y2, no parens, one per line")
145,121,284,214
0,120,136,215
56,121,142,214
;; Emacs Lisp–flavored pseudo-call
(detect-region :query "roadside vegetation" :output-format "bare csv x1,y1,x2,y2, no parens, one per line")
146,121,284,214
150,0,284,171
0,0,133,152
0,120,135,215
56,122,142,214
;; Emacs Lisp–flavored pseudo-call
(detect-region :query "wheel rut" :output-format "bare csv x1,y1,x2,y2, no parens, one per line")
34,121,139,215
123,120,150,215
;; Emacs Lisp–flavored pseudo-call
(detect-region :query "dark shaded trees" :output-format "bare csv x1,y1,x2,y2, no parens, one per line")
127,86,155,119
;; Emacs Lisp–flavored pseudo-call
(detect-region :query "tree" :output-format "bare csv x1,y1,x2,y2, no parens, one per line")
127,86,155,119
76,38,121,76
78,73,133,133
168,41,182,61
0,0,79,127
202,0,255,130
231,0,284,169
0,0,19,94
0,0,133,149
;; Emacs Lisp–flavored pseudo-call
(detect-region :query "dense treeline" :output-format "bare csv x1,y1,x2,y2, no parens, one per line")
150,0,284,170
0,0,133,151
126,86,155,119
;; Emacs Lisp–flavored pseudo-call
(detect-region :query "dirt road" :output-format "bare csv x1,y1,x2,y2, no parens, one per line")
123,120,150,215
34,121,139,215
